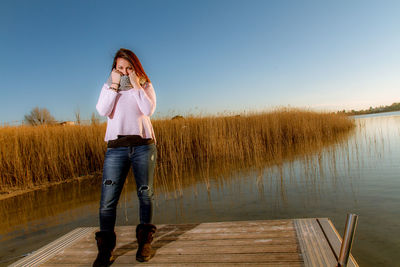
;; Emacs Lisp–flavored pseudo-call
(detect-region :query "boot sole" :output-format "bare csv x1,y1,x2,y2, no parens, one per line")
136,256,151,262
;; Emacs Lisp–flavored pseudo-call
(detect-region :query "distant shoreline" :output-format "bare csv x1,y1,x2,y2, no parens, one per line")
337,102,400,116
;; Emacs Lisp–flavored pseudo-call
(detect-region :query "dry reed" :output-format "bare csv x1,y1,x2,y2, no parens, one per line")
0,108,355,194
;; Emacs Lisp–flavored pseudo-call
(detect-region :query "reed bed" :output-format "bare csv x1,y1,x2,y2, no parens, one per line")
0,108,355,195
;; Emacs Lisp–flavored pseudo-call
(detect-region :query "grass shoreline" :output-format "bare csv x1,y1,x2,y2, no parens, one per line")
0,108,355,198
0,172,101,201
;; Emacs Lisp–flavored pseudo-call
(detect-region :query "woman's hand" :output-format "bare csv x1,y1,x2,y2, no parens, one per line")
111,68,123,85
128,71,141,88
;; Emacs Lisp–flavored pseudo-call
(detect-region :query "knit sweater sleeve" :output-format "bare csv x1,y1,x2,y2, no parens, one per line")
96,83,118,117
130,82,156,116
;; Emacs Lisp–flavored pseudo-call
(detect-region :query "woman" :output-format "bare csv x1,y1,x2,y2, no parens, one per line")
94,48,157,266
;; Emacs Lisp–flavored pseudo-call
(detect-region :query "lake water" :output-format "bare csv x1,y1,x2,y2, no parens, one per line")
1,111,399,266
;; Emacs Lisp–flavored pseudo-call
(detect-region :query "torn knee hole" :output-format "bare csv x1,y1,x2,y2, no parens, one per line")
138,185,150,193
104,180,115,185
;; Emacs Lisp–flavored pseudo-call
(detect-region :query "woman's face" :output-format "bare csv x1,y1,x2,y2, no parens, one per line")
116,57,134,76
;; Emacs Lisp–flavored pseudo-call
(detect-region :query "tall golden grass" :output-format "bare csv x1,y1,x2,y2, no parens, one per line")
0,108,355,194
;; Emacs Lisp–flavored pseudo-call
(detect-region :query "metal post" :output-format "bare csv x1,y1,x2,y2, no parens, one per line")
337,213,358,267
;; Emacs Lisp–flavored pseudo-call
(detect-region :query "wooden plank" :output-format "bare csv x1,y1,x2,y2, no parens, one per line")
197,219,293,227
102,227,295,237
40,263,303,267
70,237,299,249
317,218,359,267
131,263,303,267
302,219,336,266
54,244,300,255
111,223,293,235
41,252,302,264
43,255,302,265
158,238,299,246
135,265,303,267
114,253,303,264
9,227,96,267
130,263,303,267
154,244,300,254
185,225,294,233
173,232,297,240
294,218,337,267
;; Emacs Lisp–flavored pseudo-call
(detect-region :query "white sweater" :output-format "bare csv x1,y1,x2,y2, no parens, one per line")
95,82,156,143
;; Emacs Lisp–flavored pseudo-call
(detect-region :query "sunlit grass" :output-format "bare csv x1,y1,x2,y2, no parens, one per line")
0,108,355,195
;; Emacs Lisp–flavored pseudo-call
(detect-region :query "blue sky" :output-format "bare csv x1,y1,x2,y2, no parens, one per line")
1,0,399,124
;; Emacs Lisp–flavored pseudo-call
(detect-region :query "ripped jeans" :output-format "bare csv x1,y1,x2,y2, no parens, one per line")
99,143,157,232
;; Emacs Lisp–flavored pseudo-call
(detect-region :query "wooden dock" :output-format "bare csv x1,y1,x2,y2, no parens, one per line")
10,218,358,266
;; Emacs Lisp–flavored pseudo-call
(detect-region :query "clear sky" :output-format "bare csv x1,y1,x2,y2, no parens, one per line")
1,0,399,124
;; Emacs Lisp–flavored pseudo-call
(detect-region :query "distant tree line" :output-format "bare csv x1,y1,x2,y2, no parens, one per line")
337,102,400,116
24,107,56,126
22,106,103,126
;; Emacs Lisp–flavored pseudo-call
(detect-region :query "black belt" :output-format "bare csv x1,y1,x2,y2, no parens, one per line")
107,135,155,148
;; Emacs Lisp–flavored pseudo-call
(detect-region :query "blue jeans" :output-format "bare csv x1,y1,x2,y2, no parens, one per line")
99,143,157,232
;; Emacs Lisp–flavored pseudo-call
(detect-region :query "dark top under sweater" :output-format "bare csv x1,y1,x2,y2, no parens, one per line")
107,135,155,148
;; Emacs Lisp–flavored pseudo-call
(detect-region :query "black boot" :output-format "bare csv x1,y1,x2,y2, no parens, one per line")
93,231,116,267
136,224,157,262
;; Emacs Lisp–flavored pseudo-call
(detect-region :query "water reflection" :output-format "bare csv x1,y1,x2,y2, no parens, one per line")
1,112,400,266
0,177,99,237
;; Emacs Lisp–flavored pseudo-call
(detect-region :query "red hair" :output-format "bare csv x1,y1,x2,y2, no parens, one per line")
111,48,151,85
